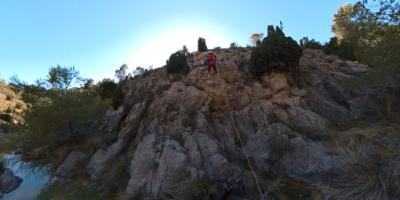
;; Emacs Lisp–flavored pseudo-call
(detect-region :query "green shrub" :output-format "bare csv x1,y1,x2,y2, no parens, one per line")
0,113,13,123
96,79,117,100
6,93,14,100
15,90,108,163
197,37,207,52
38,180,118,200
111,86,124,110
166,47,189,74
299,37,323,49
323,37,356,61
15,103,23,109
249,25,303,77
0,160,4,174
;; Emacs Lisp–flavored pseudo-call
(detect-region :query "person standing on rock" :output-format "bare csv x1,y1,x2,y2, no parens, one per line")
207,52,218,74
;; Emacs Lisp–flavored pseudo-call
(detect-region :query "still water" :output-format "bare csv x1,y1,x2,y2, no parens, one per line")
1,154,50,200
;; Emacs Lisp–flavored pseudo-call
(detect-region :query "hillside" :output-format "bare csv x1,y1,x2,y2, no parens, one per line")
50,47,400,199
0,81,27,134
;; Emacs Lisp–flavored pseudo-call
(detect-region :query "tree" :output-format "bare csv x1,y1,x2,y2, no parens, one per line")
166,46,189,74
250,33,264,46
249,25,303,77
115,64,128,82
46,65,83,93
230,42,239,49
83,79,94,90
97,79,117,100
299,37,323,49
197,37,208,52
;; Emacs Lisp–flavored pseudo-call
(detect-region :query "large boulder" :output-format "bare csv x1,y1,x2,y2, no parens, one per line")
86,140,125,180
55,151,86,179
282,137,340,182
0,169,22,194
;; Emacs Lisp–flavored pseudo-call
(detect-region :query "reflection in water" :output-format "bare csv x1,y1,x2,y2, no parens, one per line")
1,154,50,200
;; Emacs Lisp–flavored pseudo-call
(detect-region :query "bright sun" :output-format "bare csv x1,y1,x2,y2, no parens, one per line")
127,26,231,70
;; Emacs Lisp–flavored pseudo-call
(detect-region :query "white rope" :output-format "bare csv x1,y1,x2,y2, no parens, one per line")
226,100,265,200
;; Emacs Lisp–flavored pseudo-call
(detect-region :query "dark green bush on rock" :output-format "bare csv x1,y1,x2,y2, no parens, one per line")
166,47,189,74
249,25,303,77
111,86,124,110
97,79,117,100
0,113,13,123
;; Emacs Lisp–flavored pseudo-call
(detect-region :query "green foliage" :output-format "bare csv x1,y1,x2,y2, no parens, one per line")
115,64,128,82
15,102,23,109
97,79,117,100
166,47,189,74
0,113,13,123
38,180,118,200
197,37,208,52
0,160,4,174
230,42,239,49
331,1,400,67
132,66,152,78
15,90,108,163
249,25,303,77
323,37,356,61
83,79,94,90
111,86,124,110
46,65,83,92
250,33,263,46
6,92,14,100
299,37,323,49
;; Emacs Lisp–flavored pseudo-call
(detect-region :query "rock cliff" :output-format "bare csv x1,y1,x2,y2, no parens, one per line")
56,48,397,199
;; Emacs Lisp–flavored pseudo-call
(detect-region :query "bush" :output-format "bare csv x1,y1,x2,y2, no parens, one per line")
111,86,124,110
249,25,303,77
15,103,23,109
323,37,356,61
97,79,117,100
6,93,14,100
299,37,323,49
14,90,108,163
197,37,207,52
166,48,189,74
0,113,13,123
0,160,4,174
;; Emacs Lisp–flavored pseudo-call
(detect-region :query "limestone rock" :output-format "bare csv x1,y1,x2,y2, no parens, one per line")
0,169,22,194
55,151,86,178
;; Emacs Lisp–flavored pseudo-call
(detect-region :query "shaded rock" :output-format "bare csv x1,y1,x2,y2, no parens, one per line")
125,134,158,197
261,72,289,94
98,107,124,132
286,107,327,137
0,169,22,194
86,140,125,180
207,154,241,181
282,137,340,182
152,140,189,194
308,90,349,123
245,132,289,171
55,151,86,179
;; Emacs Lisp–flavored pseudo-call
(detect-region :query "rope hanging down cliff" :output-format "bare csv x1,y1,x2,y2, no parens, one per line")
226,97,265,200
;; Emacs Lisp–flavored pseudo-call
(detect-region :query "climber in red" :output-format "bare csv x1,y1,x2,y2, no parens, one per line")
207,52,217,74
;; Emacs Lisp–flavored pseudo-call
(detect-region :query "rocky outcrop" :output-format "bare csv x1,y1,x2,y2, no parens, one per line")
55,151,86,179
53,48,377,198
0,169,23,196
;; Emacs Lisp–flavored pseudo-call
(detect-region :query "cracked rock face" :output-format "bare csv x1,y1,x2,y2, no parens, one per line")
53,48,377,198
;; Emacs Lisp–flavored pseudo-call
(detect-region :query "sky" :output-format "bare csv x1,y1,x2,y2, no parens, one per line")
0,0,358,83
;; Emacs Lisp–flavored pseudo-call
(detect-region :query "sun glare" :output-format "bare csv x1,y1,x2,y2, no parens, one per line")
127,26,230,70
